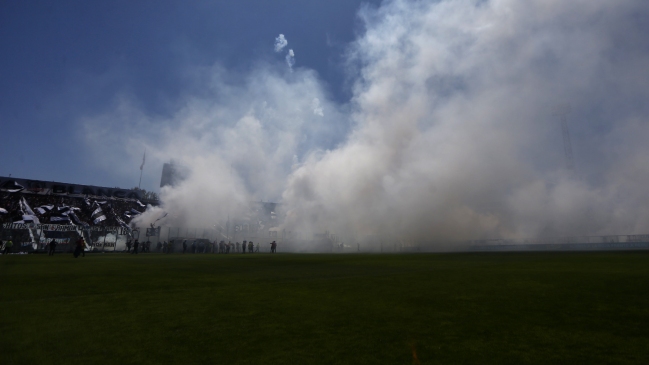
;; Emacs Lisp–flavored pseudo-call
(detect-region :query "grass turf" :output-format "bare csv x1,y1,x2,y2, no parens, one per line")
1,252,648,364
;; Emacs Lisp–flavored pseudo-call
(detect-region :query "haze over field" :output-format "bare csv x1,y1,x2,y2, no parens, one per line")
3,1,649,245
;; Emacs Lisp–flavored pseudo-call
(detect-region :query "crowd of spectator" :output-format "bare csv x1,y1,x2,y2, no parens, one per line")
0,191,150,228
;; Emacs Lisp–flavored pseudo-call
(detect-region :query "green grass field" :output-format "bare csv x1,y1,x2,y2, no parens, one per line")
1,252,648,364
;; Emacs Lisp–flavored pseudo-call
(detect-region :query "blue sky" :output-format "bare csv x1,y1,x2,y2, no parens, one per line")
0,0,379,190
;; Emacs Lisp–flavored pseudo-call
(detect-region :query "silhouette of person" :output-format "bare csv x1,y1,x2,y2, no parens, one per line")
74,237,85,258
48,239,57,256
2,240,12,255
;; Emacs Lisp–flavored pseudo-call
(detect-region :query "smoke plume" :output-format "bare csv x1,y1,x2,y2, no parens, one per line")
285,49,295,70
83,0,649,247
274,34,288,52
281,0,649,243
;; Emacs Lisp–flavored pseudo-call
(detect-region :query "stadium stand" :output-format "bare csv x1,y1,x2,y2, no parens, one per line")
0,192,150,227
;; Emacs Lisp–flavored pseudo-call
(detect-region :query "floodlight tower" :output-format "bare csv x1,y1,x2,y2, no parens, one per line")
553,104,574,171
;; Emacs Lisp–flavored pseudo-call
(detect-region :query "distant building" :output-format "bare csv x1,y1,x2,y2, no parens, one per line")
160,162,189,188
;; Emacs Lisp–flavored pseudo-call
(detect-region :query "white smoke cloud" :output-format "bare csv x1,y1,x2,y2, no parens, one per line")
81,64,346,229
312,98,324,117
274,34,288,52
281,0,649,243
285,49,295,70
82,0,649,248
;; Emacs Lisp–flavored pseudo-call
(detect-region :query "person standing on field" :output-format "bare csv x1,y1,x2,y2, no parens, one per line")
73,237,83,258
2,239,12,255
133,239,139,254
48,239,57,256
75,237,87,258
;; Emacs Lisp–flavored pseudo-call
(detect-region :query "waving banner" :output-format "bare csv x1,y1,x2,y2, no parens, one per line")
2,223,130,235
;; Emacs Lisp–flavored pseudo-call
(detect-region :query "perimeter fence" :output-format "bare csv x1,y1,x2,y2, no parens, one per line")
0,224,289,254
6,223,646,254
